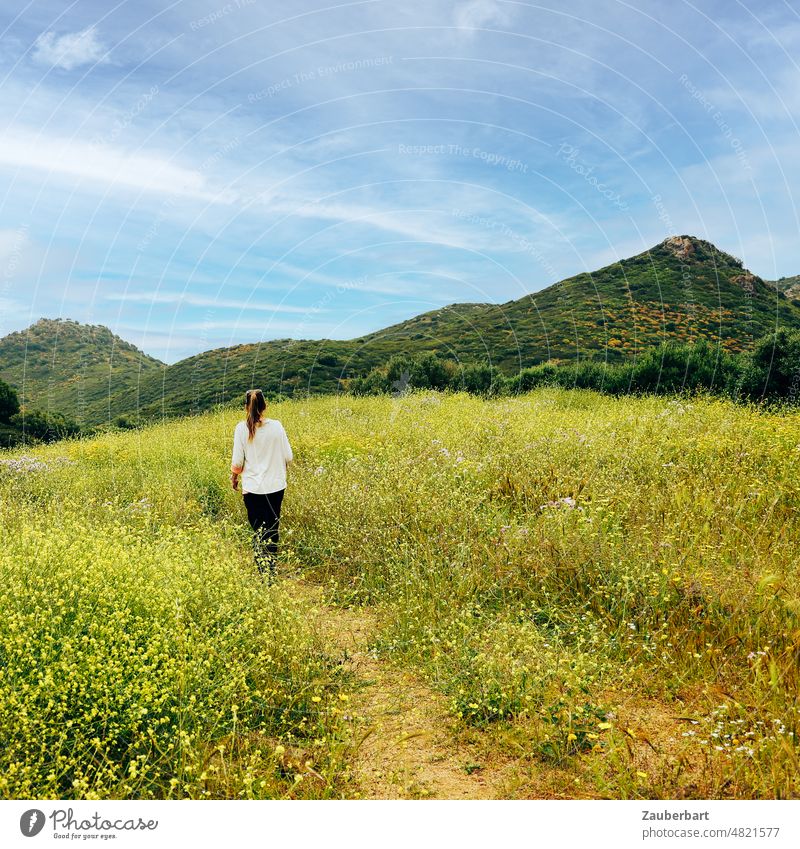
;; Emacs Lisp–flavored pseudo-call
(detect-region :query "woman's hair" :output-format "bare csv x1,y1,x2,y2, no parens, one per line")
245,388,266,440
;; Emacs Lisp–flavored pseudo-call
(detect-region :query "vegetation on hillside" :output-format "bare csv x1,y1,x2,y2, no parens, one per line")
0,318,162,427
0,375,83,447
769,274,800,301
351,330,800,404
4,237,799,425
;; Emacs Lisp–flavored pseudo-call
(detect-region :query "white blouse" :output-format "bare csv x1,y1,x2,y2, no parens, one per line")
230,418,293,495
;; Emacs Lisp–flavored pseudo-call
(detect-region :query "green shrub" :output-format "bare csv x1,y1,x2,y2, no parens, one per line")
627,340,740,394
736,328,800,402
503,363,560,393
454,362,500,395
0,379,19,423
10,409,82,442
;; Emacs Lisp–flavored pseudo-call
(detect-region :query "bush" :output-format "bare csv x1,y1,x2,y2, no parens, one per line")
349,370,390,396
503,363,560,394
736,328,800,402
113,415,138,430
0,379,20,423
353,353,455,395
0,424,22,448
346,332,800,406
406,353,452,390
627,340,739,395
454,362,500,395
10,409,82,443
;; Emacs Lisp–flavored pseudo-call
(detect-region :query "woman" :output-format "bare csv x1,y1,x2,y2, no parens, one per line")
230,388,293,581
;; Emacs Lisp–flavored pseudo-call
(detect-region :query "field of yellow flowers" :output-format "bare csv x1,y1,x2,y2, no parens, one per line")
1,389,799,799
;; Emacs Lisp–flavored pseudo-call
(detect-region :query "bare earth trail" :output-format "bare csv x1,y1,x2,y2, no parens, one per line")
285,579,516,799
283,578,707,799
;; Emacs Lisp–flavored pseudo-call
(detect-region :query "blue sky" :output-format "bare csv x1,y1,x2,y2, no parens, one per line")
1,0,799,362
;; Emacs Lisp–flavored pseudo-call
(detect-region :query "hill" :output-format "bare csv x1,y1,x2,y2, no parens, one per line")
0,318,163,426
362,235,800,368
113,235,800,421
768,274,800,301
4,236,800,424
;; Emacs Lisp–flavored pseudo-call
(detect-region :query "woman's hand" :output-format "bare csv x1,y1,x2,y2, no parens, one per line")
231,472,239,491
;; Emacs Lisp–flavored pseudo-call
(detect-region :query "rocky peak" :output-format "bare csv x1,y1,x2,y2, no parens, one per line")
662,235,697,260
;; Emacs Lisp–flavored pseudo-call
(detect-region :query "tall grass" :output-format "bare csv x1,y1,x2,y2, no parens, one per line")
281,390,800,797
0,424,351,800
2,388,799,798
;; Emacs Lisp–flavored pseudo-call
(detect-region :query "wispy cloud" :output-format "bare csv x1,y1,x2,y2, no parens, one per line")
0,130,232,202
266,196,507,252
454,0,512,34
32,26,109,71
159,318,327,333
104,290,310,312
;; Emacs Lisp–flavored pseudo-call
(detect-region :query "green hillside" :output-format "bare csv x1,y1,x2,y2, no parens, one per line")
769,274,800,301
112,235,800,421
4,236,800,425
0,318,163,426
365,235,800,368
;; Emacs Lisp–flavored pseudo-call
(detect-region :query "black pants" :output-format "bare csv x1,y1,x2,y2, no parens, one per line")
243,489,285,577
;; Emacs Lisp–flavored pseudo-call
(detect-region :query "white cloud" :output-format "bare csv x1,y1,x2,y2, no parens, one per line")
32,26,109,71
0,227,30,266
0,129,234,202
266,196,495,251
454,0,512,33
104,290,310,312
267,260,347,289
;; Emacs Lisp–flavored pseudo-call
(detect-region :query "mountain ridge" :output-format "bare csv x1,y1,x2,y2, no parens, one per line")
3,235,800,425
768,274,800,301
0,317,163,423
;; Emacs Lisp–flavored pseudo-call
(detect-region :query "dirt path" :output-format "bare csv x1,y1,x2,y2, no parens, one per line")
282,578,707,799
286,579,512,799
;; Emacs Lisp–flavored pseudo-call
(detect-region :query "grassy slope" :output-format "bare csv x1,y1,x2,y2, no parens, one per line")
5,237,800,424
0,318,163,425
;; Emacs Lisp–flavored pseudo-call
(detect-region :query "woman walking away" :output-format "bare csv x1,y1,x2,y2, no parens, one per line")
230,389,293,582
